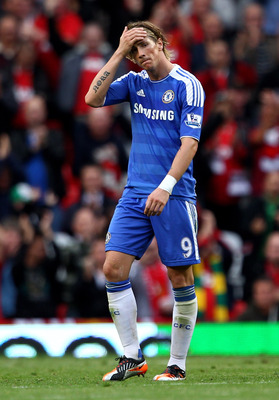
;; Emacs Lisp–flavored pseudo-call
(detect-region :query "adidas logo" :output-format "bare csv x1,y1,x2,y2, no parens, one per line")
136,89,145,97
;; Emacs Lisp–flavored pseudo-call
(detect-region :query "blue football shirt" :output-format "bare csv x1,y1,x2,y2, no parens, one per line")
103,64,205,202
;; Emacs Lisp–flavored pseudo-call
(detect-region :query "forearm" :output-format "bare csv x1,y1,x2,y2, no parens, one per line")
144,138,199,216
158,137,198,194
168,137,199,182
85,26,147,108
84,50,124,107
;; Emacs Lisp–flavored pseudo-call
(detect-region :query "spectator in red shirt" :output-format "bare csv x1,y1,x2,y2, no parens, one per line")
34,0,83,48
249,90,279,196
191,11,225,73
148,0,191,71
32,0,84,88
56,21,127,136
197,39,258,121
57,22,124,118
181,0,212,45
1,40,50,129
198,92,251,232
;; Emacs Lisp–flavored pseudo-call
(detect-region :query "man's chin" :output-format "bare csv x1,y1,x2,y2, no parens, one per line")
141,60,151,68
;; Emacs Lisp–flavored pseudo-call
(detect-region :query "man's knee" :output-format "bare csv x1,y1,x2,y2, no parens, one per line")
103,259,118,282
103,251,134,282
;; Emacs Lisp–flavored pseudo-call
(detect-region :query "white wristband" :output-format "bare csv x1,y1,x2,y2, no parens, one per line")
158,175,177,195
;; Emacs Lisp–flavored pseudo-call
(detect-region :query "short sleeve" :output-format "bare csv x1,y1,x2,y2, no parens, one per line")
179,79,205,141
103,73,130,106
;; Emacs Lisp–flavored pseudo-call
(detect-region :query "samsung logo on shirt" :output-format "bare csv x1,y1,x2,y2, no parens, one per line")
134,103,174,121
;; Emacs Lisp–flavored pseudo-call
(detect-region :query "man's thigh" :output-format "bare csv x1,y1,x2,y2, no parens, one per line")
105,197,154,259
152,200,200,267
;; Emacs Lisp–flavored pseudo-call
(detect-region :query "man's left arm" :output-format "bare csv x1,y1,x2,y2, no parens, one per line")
144,137,198,217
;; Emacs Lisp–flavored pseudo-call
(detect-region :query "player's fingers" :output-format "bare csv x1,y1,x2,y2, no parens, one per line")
144,206,152,217
144,199,154,216
152,203,164,216
145,200,164,216
126,28,146,42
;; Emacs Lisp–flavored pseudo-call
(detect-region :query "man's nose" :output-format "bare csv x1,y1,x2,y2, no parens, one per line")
138,48,145,58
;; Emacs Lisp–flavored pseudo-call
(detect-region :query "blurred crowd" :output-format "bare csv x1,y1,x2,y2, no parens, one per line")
0,0,279,322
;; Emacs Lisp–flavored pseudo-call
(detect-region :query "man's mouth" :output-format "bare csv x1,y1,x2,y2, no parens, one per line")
141,59,150,65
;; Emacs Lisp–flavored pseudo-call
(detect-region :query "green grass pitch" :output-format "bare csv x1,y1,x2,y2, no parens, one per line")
0,356,278,400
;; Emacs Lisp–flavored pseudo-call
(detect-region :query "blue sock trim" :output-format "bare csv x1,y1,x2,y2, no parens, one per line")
173,285,196,302
105,279,132,293
138,348,143,359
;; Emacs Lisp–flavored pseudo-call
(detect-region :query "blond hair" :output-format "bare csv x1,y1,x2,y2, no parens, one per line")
126,21,170,62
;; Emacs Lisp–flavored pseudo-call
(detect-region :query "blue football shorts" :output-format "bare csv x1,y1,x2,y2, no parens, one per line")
105,196,201,267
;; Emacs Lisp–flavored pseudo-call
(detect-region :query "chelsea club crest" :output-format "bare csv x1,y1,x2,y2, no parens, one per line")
105,232,111,244
162,90,175,103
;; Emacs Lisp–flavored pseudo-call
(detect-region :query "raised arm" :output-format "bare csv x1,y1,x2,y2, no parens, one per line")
85,26,147,108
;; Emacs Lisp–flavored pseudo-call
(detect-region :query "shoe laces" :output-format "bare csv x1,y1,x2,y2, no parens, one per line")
166,365,185,378
115,356,134,371
115,356,127,365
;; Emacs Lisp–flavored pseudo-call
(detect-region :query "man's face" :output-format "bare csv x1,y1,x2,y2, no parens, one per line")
265,234,279,266
131,35,162,71
253,281,274,311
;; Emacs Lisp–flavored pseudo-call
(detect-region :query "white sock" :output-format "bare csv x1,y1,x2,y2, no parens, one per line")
106,280,142,360
168,296,198,371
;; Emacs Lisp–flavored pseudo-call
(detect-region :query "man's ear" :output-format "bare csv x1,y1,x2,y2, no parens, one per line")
157,38,163,51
